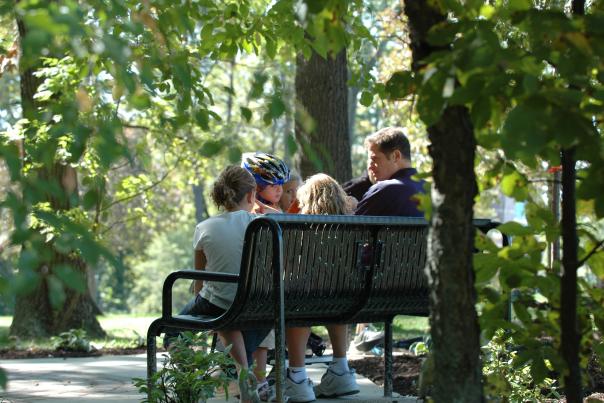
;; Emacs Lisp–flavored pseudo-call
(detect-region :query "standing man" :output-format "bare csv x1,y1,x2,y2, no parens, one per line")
313,127,425,399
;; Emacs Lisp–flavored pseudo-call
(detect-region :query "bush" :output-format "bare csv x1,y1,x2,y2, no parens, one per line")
482,329,561,402
51,328,92,352
134,331,234,403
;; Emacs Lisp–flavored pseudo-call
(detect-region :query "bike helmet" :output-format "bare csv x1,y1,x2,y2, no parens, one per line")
241,152,290,186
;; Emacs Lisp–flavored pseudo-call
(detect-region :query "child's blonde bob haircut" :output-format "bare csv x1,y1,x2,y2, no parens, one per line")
297,173,354,215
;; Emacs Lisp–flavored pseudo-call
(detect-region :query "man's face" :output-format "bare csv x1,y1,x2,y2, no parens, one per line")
367,143,400,182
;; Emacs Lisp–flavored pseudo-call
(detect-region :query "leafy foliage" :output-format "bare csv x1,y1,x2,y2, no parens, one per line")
483,329,561,402
50,328,92,352
133,331,233,403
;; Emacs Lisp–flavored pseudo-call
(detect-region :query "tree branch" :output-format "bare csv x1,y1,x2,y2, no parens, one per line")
578,239,604,268
100,160,180,212
101,213,146,235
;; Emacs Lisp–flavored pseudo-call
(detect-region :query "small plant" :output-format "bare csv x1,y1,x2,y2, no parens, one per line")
134,331,234,403
409,335,432,356
50,328,92,352
482,329,560,402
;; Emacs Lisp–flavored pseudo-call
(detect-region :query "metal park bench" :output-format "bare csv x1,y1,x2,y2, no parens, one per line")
146,214,505,402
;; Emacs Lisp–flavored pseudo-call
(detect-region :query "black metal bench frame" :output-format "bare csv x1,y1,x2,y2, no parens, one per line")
147,214,506,402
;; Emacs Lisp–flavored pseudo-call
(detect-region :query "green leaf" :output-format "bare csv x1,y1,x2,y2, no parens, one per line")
199,140,224,157
496,221,534,236
508,0,532,11
195,110,210,130
500,170,529,201
501,100,552,165
417,69,446,126
0,367,6,390
359,91,373,107
266,38,277,59
48,275,66,309
82,189,100,210
474,254,501,284
530,356,548,384
54,264,86,293
427,21,459,46
286,134,298,155
228,146,242,164
385,71,415,99
268,96,286,119
240,107,252,122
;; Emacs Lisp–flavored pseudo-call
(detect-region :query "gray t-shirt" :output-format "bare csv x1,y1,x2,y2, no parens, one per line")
194,210,256,310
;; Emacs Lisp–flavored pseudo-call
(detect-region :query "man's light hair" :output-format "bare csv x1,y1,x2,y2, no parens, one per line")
364,127,411,161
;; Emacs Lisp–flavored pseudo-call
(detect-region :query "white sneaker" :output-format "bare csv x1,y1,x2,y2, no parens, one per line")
258,382,289,402
285,377,316,403
314,368,360,398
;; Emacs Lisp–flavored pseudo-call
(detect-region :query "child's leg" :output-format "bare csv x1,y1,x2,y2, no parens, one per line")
252,347,268,382
217,329,248,370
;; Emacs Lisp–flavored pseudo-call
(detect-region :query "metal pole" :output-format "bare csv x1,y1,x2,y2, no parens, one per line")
271,222,286,403
384,318,393,397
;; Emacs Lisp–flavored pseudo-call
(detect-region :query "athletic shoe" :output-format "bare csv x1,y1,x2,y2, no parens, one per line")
285,377,316,402
258,382,289,402
313,368,360,398
353,327,385,352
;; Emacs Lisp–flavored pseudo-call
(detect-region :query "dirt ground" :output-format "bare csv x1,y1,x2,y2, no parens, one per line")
350,353,604,401
349,353,422,396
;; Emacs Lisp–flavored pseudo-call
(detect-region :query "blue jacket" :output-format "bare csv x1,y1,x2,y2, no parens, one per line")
355,168,425,217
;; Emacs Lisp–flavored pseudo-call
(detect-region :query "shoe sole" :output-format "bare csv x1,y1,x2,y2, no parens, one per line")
315,389,360,398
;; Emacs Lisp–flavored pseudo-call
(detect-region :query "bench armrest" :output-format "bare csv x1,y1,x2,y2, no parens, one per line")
162,270,239,319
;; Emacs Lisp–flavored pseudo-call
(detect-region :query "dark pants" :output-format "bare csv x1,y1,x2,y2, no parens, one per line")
167,294,270,367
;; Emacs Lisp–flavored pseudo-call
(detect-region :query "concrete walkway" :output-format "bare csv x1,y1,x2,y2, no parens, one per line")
0,353,420,403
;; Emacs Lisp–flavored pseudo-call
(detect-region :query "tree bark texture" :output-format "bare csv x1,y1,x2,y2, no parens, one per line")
10,15,105,338
295,50,351,183
560,148,581,402
559,2,584,400
405,1,483,401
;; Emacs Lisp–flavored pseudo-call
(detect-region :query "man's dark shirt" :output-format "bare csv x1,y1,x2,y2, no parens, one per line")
342,172,373,201
355,168,424,217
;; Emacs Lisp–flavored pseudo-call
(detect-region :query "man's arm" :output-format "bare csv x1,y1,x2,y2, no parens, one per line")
193,249,207,295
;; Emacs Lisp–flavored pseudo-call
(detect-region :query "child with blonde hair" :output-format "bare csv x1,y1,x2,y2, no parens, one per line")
297,173,357,215
283,173,360,402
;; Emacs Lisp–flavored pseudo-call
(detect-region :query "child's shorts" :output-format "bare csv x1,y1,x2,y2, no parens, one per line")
258,329,275,349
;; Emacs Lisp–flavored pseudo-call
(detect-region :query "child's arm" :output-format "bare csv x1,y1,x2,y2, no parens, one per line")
254,199,282,214
193,248,207,295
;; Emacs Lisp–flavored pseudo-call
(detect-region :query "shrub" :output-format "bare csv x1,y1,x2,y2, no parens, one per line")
134,331,234,403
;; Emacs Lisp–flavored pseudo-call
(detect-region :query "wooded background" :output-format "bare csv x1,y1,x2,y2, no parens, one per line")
1,1,603,401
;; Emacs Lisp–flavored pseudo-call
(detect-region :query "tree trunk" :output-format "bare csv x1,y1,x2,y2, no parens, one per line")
560,148,581,402
10,15,104,338
559,2,584,400
295,50,351,183
405,2,483,401
192,181,208,224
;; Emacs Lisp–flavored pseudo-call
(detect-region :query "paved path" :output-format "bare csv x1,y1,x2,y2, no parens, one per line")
0,353,420,403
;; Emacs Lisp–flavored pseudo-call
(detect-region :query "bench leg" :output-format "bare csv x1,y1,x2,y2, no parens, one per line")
147,319,163,397
384,319,393,398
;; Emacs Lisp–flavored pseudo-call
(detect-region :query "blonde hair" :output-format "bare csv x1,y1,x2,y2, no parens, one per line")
211,166,256,211
297,173,353,215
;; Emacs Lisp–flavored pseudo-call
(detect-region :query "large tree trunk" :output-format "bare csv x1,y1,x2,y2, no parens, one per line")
10,15,104,338
559,1,583,401
295,50,351,183
560,147,581,402
405,2,483,401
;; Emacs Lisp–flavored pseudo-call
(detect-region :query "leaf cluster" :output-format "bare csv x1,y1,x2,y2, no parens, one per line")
133,331,233,403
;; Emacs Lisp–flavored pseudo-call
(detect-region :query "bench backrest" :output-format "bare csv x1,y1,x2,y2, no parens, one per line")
205,214,501,330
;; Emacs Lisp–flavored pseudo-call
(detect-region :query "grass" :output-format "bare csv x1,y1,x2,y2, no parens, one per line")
0,314,159,350
0,314,429,351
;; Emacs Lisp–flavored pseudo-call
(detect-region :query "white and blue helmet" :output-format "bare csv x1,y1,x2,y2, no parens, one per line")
241,152,290,186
